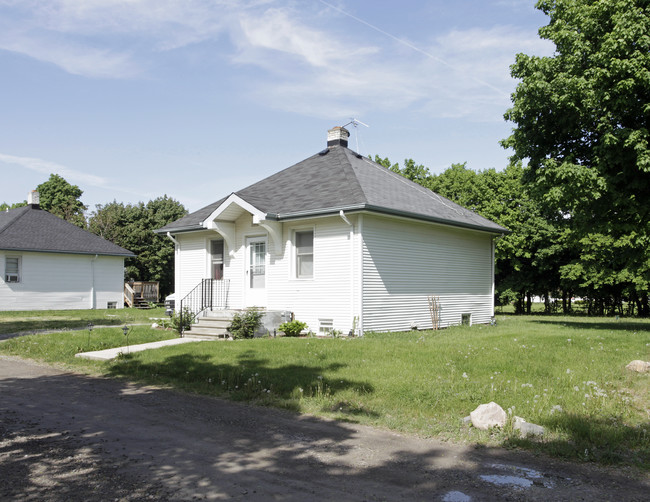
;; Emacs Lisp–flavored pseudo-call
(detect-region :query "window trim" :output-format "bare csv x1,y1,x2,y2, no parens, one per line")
293,228,314,279
5,255,21,283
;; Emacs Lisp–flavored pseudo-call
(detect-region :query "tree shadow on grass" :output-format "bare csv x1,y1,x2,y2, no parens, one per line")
529,318,650,332
106,352,375,419
502,413,650,467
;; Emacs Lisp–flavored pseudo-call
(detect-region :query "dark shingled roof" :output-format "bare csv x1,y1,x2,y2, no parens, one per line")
0,205,134,257
157,145,507,234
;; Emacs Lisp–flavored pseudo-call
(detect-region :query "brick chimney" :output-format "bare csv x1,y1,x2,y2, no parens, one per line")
28,190,40,209
327,126,350,148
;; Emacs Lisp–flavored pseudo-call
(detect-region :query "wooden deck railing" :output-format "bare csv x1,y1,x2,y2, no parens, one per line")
124,281,160,308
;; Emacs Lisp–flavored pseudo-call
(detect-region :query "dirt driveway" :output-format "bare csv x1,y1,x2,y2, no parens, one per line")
1,355,648,501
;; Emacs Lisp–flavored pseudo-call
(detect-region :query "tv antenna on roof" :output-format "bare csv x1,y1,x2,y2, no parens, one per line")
342,118,369,153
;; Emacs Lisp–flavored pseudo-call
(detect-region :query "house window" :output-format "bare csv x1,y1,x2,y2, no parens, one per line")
295,230,313,278
5,256,20,283
319,318,334,335
107,301,117,309
210,239,224,280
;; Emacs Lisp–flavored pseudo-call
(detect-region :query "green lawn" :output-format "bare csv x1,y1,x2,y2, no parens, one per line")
1,312,648,468
0,307,168,335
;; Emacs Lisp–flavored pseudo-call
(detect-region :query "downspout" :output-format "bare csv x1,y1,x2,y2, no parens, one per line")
167,232,179,312
358,214,364,336
166,232,179,245
90,254,98,309
339,210,355,335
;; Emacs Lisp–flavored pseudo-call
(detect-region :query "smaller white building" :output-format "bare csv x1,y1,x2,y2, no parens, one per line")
0,192,134,311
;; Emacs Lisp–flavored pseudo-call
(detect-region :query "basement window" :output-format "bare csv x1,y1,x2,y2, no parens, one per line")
319,318,334,335
107,301,117,309
5,256,20,283
461,313,472,326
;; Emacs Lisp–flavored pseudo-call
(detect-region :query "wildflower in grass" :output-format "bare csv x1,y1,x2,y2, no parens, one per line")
462,372,468,379
574,386,580,392
566,369,571,374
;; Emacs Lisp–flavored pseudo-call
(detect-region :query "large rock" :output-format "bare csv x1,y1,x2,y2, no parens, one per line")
470,402,507,430
626,360,650,373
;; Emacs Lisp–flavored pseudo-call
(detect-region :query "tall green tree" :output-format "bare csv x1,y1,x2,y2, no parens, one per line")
36,174,87,228
0,201,27,211
88,196,187,297
503,0,650,315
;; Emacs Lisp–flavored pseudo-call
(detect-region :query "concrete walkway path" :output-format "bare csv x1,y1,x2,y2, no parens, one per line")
75,337,207,361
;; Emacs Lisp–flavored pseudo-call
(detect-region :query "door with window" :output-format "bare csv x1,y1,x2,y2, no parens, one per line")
245,236,267,307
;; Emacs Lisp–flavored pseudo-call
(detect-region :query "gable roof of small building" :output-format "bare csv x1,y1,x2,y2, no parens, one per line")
0,204,134,257
157,128,507,235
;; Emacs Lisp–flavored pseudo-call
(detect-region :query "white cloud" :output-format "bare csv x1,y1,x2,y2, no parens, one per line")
0,0,555,119
0,153,108,188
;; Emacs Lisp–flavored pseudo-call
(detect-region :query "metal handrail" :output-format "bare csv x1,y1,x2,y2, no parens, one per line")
179,279,229,336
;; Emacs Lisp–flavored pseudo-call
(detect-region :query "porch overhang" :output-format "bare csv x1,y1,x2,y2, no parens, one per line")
201,193,283,254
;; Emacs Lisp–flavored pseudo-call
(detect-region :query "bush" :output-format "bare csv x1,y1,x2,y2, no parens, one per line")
170,307,194,334
228,309,264,339
278,320,307,337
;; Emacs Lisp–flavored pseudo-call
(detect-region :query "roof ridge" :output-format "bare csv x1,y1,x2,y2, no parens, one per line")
337,148,369,205
0,205,30,238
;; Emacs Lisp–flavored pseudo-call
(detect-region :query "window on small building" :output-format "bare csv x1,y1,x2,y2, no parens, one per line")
107,301,117,309
5,256,20,283
295,230,313,279
210,239,224,280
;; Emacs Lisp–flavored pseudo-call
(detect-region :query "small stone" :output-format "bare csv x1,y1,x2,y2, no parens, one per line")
151,322,159,328
461,415,472,425
626,360,650,373
514,417,545,436
470,402,507,430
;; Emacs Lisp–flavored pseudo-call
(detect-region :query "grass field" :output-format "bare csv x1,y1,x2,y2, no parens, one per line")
0,307,168,336
1,311,648,468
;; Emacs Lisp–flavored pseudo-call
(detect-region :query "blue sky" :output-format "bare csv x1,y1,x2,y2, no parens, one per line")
0,0,553,214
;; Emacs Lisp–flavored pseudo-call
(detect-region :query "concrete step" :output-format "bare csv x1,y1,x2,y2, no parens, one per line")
193,318,231,329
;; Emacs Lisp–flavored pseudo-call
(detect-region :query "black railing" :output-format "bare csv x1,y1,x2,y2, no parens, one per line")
179,279,230,336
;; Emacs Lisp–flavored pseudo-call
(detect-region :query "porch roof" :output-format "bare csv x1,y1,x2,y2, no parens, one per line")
156,145,507,235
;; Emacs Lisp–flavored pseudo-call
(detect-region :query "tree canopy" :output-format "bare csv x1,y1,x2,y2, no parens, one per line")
88,196,187,297
36,174,87,228
503,0,650,315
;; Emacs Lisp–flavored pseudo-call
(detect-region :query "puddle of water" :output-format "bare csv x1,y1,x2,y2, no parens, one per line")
442,491,471,502
480,474,533,488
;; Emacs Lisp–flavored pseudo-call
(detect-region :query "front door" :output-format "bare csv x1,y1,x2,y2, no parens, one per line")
245,236,267,307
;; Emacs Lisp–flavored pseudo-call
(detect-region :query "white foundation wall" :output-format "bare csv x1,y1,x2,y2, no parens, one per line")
361,215,494,332
0,251,125,311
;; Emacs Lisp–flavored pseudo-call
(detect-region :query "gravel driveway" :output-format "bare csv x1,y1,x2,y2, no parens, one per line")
1,355,648,501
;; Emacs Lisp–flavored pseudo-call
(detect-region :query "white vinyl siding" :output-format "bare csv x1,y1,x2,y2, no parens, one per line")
0,251,125,311
175,230,214,303
268,216,356,335
361,214,494,332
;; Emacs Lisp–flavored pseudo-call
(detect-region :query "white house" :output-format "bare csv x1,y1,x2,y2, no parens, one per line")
0,192,134,311
157,127,507,335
